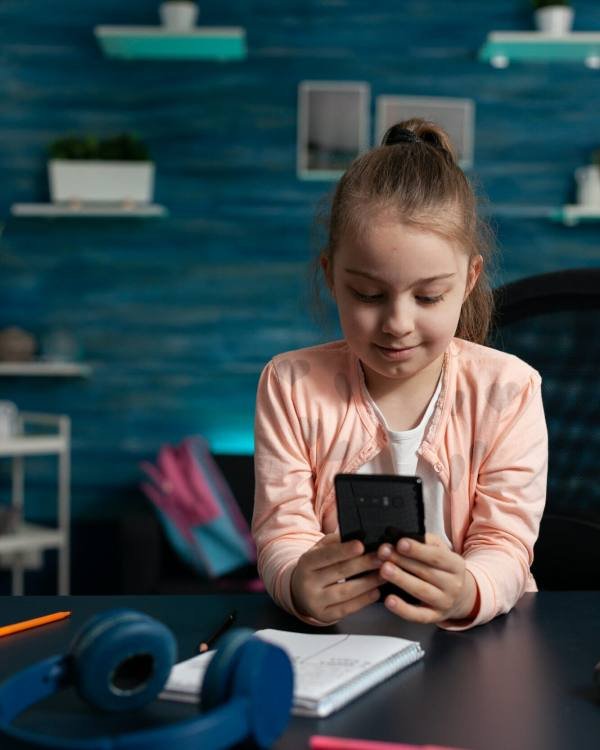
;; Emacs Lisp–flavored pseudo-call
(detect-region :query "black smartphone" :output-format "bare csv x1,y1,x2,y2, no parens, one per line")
335,473,425,604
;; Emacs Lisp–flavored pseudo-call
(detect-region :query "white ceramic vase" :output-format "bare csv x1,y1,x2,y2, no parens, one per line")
159,2,199,31
575,165,600,206
534,6,574,35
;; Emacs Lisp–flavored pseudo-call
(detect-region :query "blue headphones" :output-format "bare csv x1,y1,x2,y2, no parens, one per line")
0,608,294,750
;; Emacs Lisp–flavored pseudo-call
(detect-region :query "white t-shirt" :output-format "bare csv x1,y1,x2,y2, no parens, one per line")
358,377,452,548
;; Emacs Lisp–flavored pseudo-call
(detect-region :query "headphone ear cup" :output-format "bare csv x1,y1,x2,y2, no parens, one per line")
201,627,255,710
69,609,177,713
201,628,293,748
230,637,294,748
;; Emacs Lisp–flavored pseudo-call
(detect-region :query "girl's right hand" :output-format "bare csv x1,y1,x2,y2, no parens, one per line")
290,532,383,623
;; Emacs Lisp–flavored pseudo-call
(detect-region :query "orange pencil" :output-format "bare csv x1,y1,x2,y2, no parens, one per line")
0,611,71,638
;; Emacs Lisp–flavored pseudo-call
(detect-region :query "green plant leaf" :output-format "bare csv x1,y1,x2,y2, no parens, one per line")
49,133,150,161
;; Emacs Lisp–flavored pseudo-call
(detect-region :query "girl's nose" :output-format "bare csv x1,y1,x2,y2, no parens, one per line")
381,299,414,338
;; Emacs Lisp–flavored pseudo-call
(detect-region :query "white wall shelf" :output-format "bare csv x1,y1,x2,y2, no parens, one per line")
481,204,557,219
0,522,63,555
481,204,600,225
550,205,600,226
0,412,70,595
479,32,600,69
94,26,247,61
0,361,92,377
11,203,168,218
0,434,67,458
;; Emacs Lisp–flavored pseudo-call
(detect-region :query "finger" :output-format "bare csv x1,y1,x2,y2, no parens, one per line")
308,538,365,572
384,554,450,588
320,552,383,586
343,552,384,579
425,532,445,547
377,542,455,576
379,561,445,609
314,531,341,547
315,572,381,621
323,584,381,621
326,571,382,601
384,593,444,624
391,537,459,574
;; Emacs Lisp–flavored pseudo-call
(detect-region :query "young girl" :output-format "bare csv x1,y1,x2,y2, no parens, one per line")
252,119,547,631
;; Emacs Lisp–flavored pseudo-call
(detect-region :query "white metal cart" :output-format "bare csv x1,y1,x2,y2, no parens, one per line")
0,412,70,595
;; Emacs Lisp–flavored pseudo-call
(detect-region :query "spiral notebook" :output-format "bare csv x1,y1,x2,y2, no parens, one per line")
159,629,424,718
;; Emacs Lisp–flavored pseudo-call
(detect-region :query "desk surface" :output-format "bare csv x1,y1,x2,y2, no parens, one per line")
0,592,598,750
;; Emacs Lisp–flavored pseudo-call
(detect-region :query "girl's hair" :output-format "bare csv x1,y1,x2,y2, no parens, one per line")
314,118,495,344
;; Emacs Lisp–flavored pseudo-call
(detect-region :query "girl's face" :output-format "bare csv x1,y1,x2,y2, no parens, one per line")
324,216,481,391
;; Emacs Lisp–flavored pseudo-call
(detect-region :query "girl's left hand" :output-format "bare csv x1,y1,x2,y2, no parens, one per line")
377,533,479,624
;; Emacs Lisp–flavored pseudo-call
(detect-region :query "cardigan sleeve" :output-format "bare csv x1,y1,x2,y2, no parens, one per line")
442,372,548,631
252,360,326,621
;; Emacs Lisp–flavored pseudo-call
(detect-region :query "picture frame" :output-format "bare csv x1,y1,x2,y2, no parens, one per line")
375,95,475,169
297,81,371,180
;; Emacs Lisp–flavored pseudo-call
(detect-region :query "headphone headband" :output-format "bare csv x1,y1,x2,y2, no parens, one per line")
0,609,293,750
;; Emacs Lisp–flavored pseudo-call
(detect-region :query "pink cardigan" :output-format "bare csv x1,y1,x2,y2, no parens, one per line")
252,338,548,630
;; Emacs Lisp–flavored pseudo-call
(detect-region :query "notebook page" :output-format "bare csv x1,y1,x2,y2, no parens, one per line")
255,630,418,703
159,629,424,716
161,650,214,696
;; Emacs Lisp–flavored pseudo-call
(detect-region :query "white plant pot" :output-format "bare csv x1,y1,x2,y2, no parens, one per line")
534,6,574,35
48,160,155,204
159,2,199,31
575,165,600,206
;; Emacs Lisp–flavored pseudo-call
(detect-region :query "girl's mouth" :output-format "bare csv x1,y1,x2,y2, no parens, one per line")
375,344,419,360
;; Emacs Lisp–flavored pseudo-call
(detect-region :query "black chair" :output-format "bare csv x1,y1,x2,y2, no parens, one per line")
489,268,600,590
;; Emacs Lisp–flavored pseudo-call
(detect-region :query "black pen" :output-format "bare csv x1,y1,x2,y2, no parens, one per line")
198,610,237,653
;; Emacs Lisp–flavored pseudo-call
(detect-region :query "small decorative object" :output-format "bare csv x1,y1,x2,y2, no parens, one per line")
159,1,199,31
533,0,574,35
48,133,154,205
0,326,36,362
575,150,600,206
0,401,19,440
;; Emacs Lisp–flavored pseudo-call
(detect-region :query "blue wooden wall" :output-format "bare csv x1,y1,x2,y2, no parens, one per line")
1,0,599,520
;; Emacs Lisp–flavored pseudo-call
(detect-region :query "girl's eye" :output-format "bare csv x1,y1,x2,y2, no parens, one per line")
416,295,444,305
351,289,383,303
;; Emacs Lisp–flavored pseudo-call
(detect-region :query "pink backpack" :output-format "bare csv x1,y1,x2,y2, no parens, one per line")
140,436,258,580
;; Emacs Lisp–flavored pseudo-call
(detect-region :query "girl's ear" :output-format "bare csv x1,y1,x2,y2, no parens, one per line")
464,254,483,300
321,253,335,297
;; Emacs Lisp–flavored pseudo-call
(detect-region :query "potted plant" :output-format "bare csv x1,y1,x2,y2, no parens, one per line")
48,133,154,205
533,0,574,34
159,1,199,31
575,150,600,206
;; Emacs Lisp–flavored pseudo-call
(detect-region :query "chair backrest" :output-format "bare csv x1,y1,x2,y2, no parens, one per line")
489,269,600,589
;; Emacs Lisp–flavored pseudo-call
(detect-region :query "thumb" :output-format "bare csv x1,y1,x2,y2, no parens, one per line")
425,532,447,548
315,531,341,547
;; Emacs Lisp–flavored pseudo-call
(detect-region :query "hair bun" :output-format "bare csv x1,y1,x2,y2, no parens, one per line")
419,129,446,152
381,125,420,147
381,118,457,164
